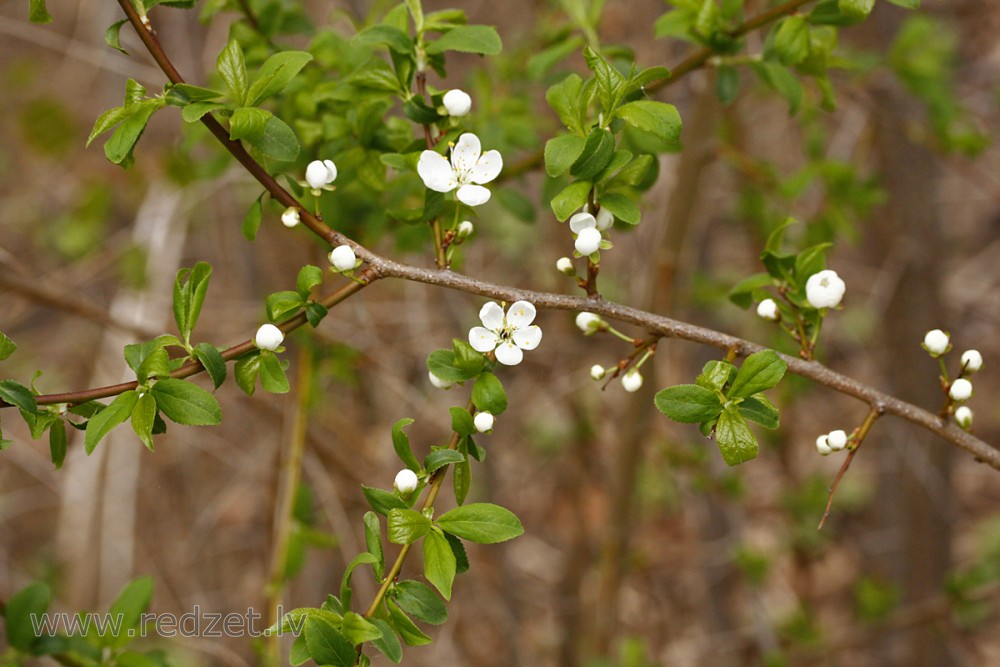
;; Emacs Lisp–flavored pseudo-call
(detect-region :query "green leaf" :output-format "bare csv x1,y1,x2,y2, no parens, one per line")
104,100,161,167
104,577,154,649
739,395,780,429
388,508,432,545
234,353,261,396
0,332,17,360
546,73,584,135
582,46,627,113
49,419,67,470
424,449,465,473
728,272,773,309
181,101,227,123
885,0,919,7
838,0,875,19
715,408,758,466
173,262,212,346
404,0,424,32
445,532,469,573
696,360,737,392
85,391,139,454
339,552,378,611
544,134,586,178
392,418,421,472
569,128,616,181
387,599,432,646
425,25,502,55
436,503,523,544
362,485,408,516
168,83,224,103
246,51,313,107
267,290,305,322
727,350,787,400
423,530,457,600
135,347,171,384
370,618,403,663
773,16,811,66
794,243,831,285
340,612,382,645
363,511,385,579
354,24,413,54
242,194,263,241
394,580,447,625
28,0,52,23
0,380,37,414
259,352,290,394
304,302,329,328
472,373,507,415
614,101,682,144
449,406,476,436
104,19,128,54
453,455,471,505
751,62,803,115
217,39,248,105
255,115,300,162
296,265,324,295
598,192,640,225
229,106,270,144
551,180,592,221
5,582,51,650
304,617,355,667
654,384,723,423
193,343,227,390
151,378,222,426
130,392,157,451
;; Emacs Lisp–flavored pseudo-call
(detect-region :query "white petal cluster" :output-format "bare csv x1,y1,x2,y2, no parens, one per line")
949,378,973,402
595,207,614,231
281,206,301,228
805,269,846,309
474,411,494,433
621,369,643,393
255,324,284,351
575,312,604,335
394,468,419,494
442,89,472,117
305,159,337,191
329,245,357,272
570,212,603,256
468,301,542,366
757,298,779,321
961,349,983,374
815,429,848,456
418,133,502,207
556,257,575,275
923,329,950,356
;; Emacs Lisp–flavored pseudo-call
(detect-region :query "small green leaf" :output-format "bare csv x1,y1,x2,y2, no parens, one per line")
0,380,37,414
550,180,592,222
544,134,586,178
296,265,324,295
5,582,51,651
340,612,382,645
242,194,263,241
255,115,300,162
234,353,261,396
838,0,875,19
49,419,67,470
583,46,627,113
453,455,470,505
104,100,161,166
392,418,421,472
773,16,811,66
267,290,305,322
423,530,457,600
104,577,154,648
304,617,354,667
394,580,447,625
217,39,249,105
728,272,773,309
181,101,227,123
445,532,469,573
354,24,413,54
424,449,465,473
614,100,682,144
696,360,737,392
449,406,476,436
130,392,157,451
436,503,523,544
339,552,378,611
362,486,408,516
246,51,313,107
85,391,139,454
363,511,385,579
104,19,128,54
727,350,787,399
654,384,723,423
472,373,507,415
151,378,221,426
545,73,584,135
193,343,227,390
135,347,171,384
259,352,290,394
28,0,52,23
598,192,640,225
304,302,328,328
173,262,213,346
739,395,780,429
387,599,432,646
425,25,502,55
229,106,270,143
0,332,17,360
569,128,615,181
388,508,432,545
715,409,759,466
751,62,803,115
370,618,403,663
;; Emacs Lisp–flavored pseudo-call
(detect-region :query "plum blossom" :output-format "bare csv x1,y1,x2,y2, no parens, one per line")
961,349,983,373
826,429,848,451
805,269,846,309
418,133,502,206
428,371,454,390
329,245,357,272
394,468,418,494
556,257,575,275
305,159,337,191
621,369,643,393
757,299,779,321
923,329,950,356
474,411,494,433
468,301,542,366
955,406,973,429
949,378,972,402
442,89,472,117
281,207,300,228
590,364,606,380
570,211,605,256
255,324,283,351
815,434,833,456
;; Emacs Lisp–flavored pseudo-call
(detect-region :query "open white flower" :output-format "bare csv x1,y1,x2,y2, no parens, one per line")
255,324,284,351
442,89,472,117
305,159,337,191
468,300,542,366
418,133,502,206
805,269,846,309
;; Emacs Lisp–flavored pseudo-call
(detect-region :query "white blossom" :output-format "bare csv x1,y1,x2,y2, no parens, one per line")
955,406,973,429
826,429,848,451
590,364,606,380
575,227,602,256
961,349,983,374
595,207,614,231
621,369,643,393
923,329,950,356
428,371,454,390
805,269,846,309
757,299,779,321
575,312,604,335
468,301,542,366
442,89,472,117
457,220,474,240
394,468,418,494
417,133,502,206
474,411,494,433
305,159,337,190
556,257,575,275
329,245,356,272
949,378,973,402
815,434,833,456
281,206,300,228
255,324,284,351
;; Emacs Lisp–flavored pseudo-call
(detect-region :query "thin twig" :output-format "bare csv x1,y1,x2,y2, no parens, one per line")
818,405,884,530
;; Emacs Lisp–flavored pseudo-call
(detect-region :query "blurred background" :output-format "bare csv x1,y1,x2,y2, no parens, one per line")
2,0,1000,665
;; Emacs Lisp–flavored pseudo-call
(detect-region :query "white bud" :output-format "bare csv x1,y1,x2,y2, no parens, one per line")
575,227,602,256
428,371,454,389
329,245,357,272
805,269,846,309
815,435,833,456
305,159,337,190
474,411,494,433
961,349,983,374
949,378,973,402
575,312,604,335
281,206,300,228
955,406,973,429
394,468,419,494
457,220,474,240
756,298,779,321
826,429,848,451
595,207,614,231
621,369,643,393
442,89,472,117
556,257,575,275
569,212,597,233
255,323,284,351
923,329,949,356
590,364,606,380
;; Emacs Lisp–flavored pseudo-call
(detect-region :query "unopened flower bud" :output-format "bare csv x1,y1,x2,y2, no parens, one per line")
757,299,779,321
575,312,604,335
305,159,337,190
590,364,606,380
428,371,454,390
923,329,949,357
569,212,597,233
805,269,846,309
621,369,643,393
281,207,300,228
961,349,983,374
595,207,614,231
556,257,575,275
474,411,494,433
826,429,848,451
575,227,602,256
329,245,357,272
255,324,284,351
949,378,972,402
955,406,973,429
815,435,832,456
456,220,474,240
394,468,419,494
442,89,472,117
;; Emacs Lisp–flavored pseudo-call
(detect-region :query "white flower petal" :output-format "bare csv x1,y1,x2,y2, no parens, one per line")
469,326,500,352
494,341,524,365
418,151,458,193
513,325,542,350
506,301,536,328
575,227,602,255
456,184,491,206
569,212,597,234
479,302,505,330
451,133,482,176
443,89,472,117
468,149,503,184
